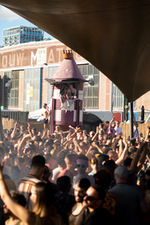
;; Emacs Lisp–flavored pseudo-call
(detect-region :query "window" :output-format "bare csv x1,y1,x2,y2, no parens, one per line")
78,64,99,109
5,71,19,108
112,84,124,109
23,68,42,112
112,83,136,109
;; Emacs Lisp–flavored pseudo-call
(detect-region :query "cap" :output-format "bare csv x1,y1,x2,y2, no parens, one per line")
114,165,130,178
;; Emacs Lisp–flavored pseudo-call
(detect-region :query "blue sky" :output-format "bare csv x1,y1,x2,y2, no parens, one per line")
0,5,52,46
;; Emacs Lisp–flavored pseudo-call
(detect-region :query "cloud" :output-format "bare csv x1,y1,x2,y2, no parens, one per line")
0,5,21,21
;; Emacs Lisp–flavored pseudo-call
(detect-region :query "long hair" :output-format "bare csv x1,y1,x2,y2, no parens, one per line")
33,182,55,217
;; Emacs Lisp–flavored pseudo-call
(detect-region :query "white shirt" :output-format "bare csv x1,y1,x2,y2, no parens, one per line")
114,126,122,135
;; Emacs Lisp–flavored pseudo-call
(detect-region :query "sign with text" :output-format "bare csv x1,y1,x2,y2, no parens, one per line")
0,41,85,69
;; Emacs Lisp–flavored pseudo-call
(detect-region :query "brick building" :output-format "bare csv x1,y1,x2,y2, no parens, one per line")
0,39,150,122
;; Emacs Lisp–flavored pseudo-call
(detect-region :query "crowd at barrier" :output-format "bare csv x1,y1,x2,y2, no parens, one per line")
0,118,150,225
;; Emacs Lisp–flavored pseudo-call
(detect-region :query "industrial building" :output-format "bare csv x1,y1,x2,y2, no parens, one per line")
0,38,150,122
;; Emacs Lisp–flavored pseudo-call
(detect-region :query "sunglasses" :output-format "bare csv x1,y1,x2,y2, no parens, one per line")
86,195,98,201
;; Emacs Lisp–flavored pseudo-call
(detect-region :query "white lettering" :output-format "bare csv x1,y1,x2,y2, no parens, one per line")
31,51,38,66
2,55,7,68
56,47,64,62
9,54,15,67
48,49,54,63
16,53,24,66
37,48,47,65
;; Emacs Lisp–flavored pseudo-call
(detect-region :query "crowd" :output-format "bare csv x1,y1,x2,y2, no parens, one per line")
0,118,150,225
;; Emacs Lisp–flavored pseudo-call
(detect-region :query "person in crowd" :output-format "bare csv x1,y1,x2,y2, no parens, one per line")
143,171,150,224
133,121,139,138
53,126,63,140
18,154,45,209
42,103,51,130
41,165,57,196
41,165,52,182
3,191,27,225
51,150,67,183
2,117,150,224
59,83,69,108
73,154,94,186
107,137,128,166
67,84,77,103
14,156,29,180
0,163,64,225
46,153,57,170
109,165,147,225
0,173,17,225
68,178,91,225
103,121,110,134
88,156,98,176
94,169,116,215
57,153,77,183
76,131,83,141
108,122,116,139
9,166,20,187
82,184,113,225
55,175,75,225
82,130,88,142
114,121,122,136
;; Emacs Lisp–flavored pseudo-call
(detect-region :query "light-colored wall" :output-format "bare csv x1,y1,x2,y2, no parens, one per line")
0,39,150,116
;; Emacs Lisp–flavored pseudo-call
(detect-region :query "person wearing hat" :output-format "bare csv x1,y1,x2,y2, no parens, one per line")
109,165,147,225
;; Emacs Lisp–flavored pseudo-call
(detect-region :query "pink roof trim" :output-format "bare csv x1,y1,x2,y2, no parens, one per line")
52,57,84,81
